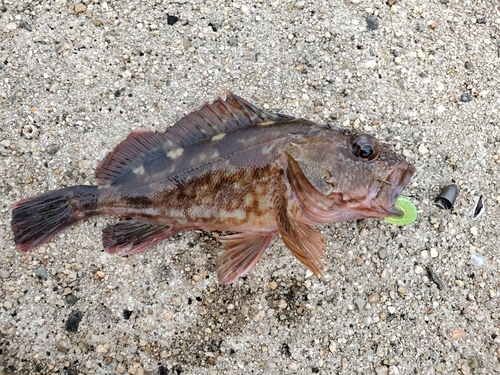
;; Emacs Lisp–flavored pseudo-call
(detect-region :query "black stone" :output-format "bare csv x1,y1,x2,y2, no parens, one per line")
65,310,83,332
167,15,179,25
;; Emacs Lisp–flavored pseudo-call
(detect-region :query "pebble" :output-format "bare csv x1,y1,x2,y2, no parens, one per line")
417,49,426,60
171,296,182,306
460,93,473,103
293,1,305,9
397,286,407,298
378,248,388,259
366,16,380,31
167,15,179,25
362,316,373,326
19,20,32,32
55,340,69,353
3,300,13,309
75,3,87,13
470,227,478,236
116,363,126,374
252,310,265,322
1,270,10,279
65,294,79,305
430,248,438,258
269,281,278,290
65,310,83,333
375,365,389,375
427,266,445,290
353,297,366,311
365,60,377,68
367,292,380,303
452,329,466,339
414,265,424,274
418,143,429,155
278,299,287,309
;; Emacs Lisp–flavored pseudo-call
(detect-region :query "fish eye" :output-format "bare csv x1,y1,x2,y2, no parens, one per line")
350,133,380,161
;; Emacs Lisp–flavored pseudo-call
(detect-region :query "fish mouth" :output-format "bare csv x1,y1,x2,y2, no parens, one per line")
382,162,416,218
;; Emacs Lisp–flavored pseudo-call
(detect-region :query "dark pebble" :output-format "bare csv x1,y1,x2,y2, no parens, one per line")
426,266,445,290
419,71,427,78
65,310,83,332
19,20,32,32
65,294,79,305
366,16,380,31
460,93,473,103
464,61,473,70
167,15,179,25
439,0,449,4
477,17,487,24
66,369,78,375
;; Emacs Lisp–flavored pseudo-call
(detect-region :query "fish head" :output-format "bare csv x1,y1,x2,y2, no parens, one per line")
321,131,415,220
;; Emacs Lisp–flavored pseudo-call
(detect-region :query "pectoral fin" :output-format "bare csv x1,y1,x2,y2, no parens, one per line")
102,220,175,256
273,163,328,277
216,233,275,284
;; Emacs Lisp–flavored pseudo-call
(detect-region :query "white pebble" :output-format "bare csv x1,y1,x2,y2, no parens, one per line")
365,60,376,68
470,226,478,236
430,248,438,258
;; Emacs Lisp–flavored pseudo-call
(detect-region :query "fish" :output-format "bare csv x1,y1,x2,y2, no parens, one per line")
11,91,415,284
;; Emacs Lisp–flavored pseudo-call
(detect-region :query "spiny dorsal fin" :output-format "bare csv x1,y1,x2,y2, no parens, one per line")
95,91,294,185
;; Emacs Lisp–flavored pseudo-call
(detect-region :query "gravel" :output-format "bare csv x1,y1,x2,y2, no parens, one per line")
1,0,500,374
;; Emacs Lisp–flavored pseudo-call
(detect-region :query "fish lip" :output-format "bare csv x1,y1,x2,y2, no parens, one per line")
384,162,416,217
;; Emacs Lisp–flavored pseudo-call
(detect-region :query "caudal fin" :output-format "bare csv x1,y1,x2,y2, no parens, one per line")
11,186,99,252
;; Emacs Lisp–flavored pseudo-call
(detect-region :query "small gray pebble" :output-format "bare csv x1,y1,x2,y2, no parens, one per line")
477,17,487,24
378,248,388,259
415,23,425,32
464,61,473,70
35,266,48,279
439,0,449,4
65,294,79,305
484,301,494,310
19,20,32,31
427,265,445,289
46,145,59,156
366,16,380,31
353,297,366,312
460,93,473,103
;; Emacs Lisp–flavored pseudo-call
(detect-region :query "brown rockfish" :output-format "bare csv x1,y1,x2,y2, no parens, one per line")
11,92,415,284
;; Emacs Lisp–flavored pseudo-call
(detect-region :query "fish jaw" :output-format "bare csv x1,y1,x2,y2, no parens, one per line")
369,160,416,218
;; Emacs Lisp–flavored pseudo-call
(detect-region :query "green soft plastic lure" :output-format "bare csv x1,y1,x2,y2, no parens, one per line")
384,197,417,226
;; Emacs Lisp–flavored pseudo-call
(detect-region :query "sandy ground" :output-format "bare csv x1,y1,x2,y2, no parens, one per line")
1,0,500,374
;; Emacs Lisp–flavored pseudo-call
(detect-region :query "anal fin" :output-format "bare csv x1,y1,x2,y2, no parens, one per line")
216,233,275,284
102,220,175,256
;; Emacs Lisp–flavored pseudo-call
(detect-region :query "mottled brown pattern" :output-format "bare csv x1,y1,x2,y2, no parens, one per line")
11,92,415,284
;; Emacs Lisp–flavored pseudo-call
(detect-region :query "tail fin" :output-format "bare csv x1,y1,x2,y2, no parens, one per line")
11,186,99,252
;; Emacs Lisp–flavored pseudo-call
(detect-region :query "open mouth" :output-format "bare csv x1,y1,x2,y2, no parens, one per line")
385,162,416,217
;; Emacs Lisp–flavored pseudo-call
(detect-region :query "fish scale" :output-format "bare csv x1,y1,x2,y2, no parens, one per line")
11,91,415,284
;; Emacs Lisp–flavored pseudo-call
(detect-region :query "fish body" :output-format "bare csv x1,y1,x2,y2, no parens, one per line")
11,92,415,284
